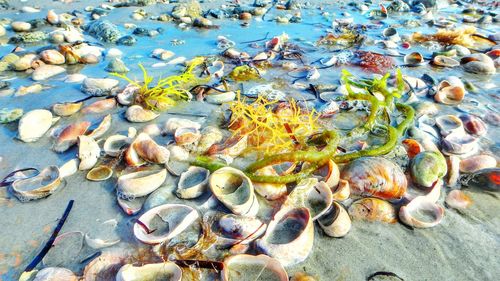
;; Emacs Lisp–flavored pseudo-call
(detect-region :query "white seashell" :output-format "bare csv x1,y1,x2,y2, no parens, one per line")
286,178,333,221
33,267,77,281
318,201,351,238
106,48,123,58
116,262,182,281
206,91,236,104
32,65,66,81
174,127,201,145
459,154,497,173
87,114,112,139
306,67,320,80
222,254,288,281
447,155,460,187
208,60,224,78
133,204,199,244
12,54,37,71
103,134,131,157
39,49,65,65
141,124,162,137
256,207,314,267
253,166,287,201
442,132,478,155
117,169,167,198
176,166,210,199
59,158,80,179
21,6,41,13
445,189,472,210
332,179,350,201
65,74,87,83
209,167,259,216
128,133,170,164
163,118,201,134
11,166,62,202
18,109,58,142
117,85,138,105
435,115,464,136
319,56,338,67
399,196,444,228
11,21,31,32
166,56,186,65
196,126,223,153
78,135,101,170
125,105,159,123
117,196,146,216
167,144,190,161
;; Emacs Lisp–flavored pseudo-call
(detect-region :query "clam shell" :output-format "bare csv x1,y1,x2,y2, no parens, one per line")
445,190,472,209
133,204,199,244
435,115,464,136
83,249,129,281
117,169,167,198
256,207,314,267
130,133,170,164
167,144,190,161
125,105,159,123
434,85,465,105
86,165,113,181
32,65,66,81
459,114,487,136
209,167,259,216
253,166,288,201
81,78,119,96
103,134,131,157
287,178,333,221
210,212,267,247
442,132,478,155
195,126,223,153
116,85,138,106
116,262,182,281
312,159,339,189
332,179,350,201
446,155,460,187
459,155,497,173
348,198,397,223
59,158,79,179
399,196,444,228
176,166,210,199
318,201,351,238
432,55,459,67
117,196,146,216
461,168,499,191
163,118,201,134
78,135,101,170
174,127,201,145
33,267,77,281
87,114,112,139
222,254,288,281
11,166,61,202
404,52,424,66
81,98,116,114
340,157,407,200
18,109,58,142
53,121,91,152
52,102,83,117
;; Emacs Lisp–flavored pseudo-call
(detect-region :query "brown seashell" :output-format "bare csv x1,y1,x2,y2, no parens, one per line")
239,12,252,20
81,98,116,114
131,133,170,164
331,179,350,201
40,49,65,65
459,114,487,136
348,198,397,223
31,59,46,69
174,127,201,146
459,155,497,173
432,55,459,67
52,101,83,117
445,190,472,209
434,85,465,105
81,54,99,64
53,121,91,152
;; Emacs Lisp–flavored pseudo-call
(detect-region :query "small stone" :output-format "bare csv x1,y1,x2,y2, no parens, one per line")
49,32,65,43
39,49,65,65
117,35,137,46
81,78,119,96
32,65,66,81
81,54,99,64
172,5,187,19
105,58,129,73
240,12,252,20
11,21,31,32
0,25,5,37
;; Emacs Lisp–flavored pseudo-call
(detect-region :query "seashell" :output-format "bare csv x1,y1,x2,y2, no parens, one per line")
81,78,119,96
245,84,285,100
165,159,190,177
196,126,223,153
167,144,190,161
52,102,83,117
152,49,175,61
117,85,138,106
32,65,66,81
103,134,131,157
65,74,87,83
125,105,159,123
59,158,79,179
11,21,31,32
133,204,199,244
434,84,465,105
459,155,497,173
0,108,23,124
209,167,259,216
85,219,120,249
78,135,101,170
340,157,407,200
40,49,65,65
319,56,337,67
117,196,146,216
81,98,116,114
129,133,170,164
163,118,201,134
15,83,47,97
313,159,339,189
461,168,499,191
224,48,242,59
447,155,460,187
411,151,448,188
141,124,162,137
53,121,91,152
432,55,459,67
18,109,59,142
209,212,266,247
21,6,41,13
12,54,37,71
117,169,167,198
206,91,236,104
208,60,224,78
253,166,288,200
382,27,400,41
81,54,100,64
459,114,487,136
47,10,60,25
176,166,210,199
222,254,288,281
445,189,472,209
256,207,313,267
402,138,423,159
116,262,182,281
287,178,333,221
332,179,350,201
83,249,129,281
166,56,187,65
174,127,201,145
399,196,444,228
318,201,351,238
348,198,397,223
87,165,113,181
461,53,496,75
210,135,248,158
403,52,424,66
435,115,464,136
306,67,320,80
11,166,61,202
33,267,77,281
442,132,478,155
87,114,112,139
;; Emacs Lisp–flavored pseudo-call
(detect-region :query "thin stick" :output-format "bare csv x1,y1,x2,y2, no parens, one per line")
240,32,270,44
23,200,74,272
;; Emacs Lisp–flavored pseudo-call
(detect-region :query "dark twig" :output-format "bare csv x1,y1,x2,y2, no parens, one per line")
0,168,39,187
23,200,74,272
174,259,225,272
240,32,270,44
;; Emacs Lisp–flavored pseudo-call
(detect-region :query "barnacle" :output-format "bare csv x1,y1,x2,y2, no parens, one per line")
112,57,209,110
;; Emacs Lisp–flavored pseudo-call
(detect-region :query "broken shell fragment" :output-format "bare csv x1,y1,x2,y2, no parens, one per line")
117,169,167,198
163,118,201,134
104,134,131,157
133,204,199,244
11,166,62,202
86,165,113,181
222,254,288,281
442,132,478,155
318,201,351,238
445,189,472,209
176,166,210,199
53,121,91,152
459,114,487,136
404,52,425,66
116,262,182,281
131,133,170,164
287,178,333,221
210,212,267,247
174,126,201,145
435,115,464,137
348,198,397,223
459,155,497,173
78,135,101,170
87,114,112,139
256,207,314,267
125,105,159,123
59,158,79,179
399,196,444,228
18,109,59,142
52,102,83,117
332,179,350,201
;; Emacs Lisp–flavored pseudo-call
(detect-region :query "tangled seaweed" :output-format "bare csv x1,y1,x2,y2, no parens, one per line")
113,57,209,110
411,26,496,49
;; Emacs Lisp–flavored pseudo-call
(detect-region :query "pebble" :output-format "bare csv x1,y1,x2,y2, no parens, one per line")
39,49,65,65
32,65,66,81
0,25,5,37
81,78,119,96
11,21,31,32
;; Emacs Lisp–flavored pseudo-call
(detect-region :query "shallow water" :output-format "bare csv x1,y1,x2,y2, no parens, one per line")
0,0,499,280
